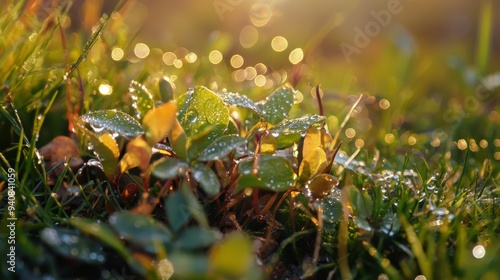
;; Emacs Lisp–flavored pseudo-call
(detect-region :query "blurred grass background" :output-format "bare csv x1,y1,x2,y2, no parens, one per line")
2,0,499,168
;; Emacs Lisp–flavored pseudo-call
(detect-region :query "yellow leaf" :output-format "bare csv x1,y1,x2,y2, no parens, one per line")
298,147,327,183
209,232,253,277
142,102,177,146
98,133,120,159
118,137,151,173
302,127,322,158
260,134,277,155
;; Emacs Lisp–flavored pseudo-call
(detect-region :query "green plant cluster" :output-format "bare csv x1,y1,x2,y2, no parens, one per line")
0,1,499,280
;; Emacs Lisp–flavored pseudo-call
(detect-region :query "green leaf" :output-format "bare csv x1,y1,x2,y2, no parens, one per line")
159,77,175,102
237,155,295,192
269,114,326,135
169,252,208,277
71,217,147,275
274,134,303,149
181,181,209,228
379,212,401,236
197,135,247,161
209,232,254,278
257,85,295,124
166,190,191,232
129,80,155,120
350,187,374,219
269,114,325,149
74,120,118,178
40,228,105,264
178,86,229,141
217,91,262,115
151,157,189,180
108,212,172,249
176,226,222,251
192,163,221,196
315,189,343,224
236,174,268,190
80,110,143,138
354,216,373,232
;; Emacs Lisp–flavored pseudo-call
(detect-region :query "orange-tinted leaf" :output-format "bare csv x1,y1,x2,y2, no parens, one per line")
142,102,177,146
120,183,140,205
119,137,151,173
39,136,84,177
304,174,339,201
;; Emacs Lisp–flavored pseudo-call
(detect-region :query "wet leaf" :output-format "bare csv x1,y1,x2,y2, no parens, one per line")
350,187,373,219
119,137,151,173
304,174,339,201
237,155,295,192
269,114,325,148
109,211,172,252
269,114,325,135
129,80,155,120
208,231,253,277
178,86,229,142
176,226,222,251
142,101,177,146
41,227,105,264
159,77,175,102
217,91,262,115
354,216,374,232
260,134,277,155
192,163,221,196
70,217,146,275
151,157,189,180
379,212,401,236
166,190,191,232
316,190,343,224
298,147,327,183
257,85,295,124
236,174,268,190
81,110,143,138
198,135,247,161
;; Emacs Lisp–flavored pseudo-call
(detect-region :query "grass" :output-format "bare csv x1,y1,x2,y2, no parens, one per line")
1,1,499,279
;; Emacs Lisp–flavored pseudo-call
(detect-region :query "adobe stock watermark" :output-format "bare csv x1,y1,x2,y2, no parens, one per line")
6,168,17,273
213,0,245,21
340,0,412,63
